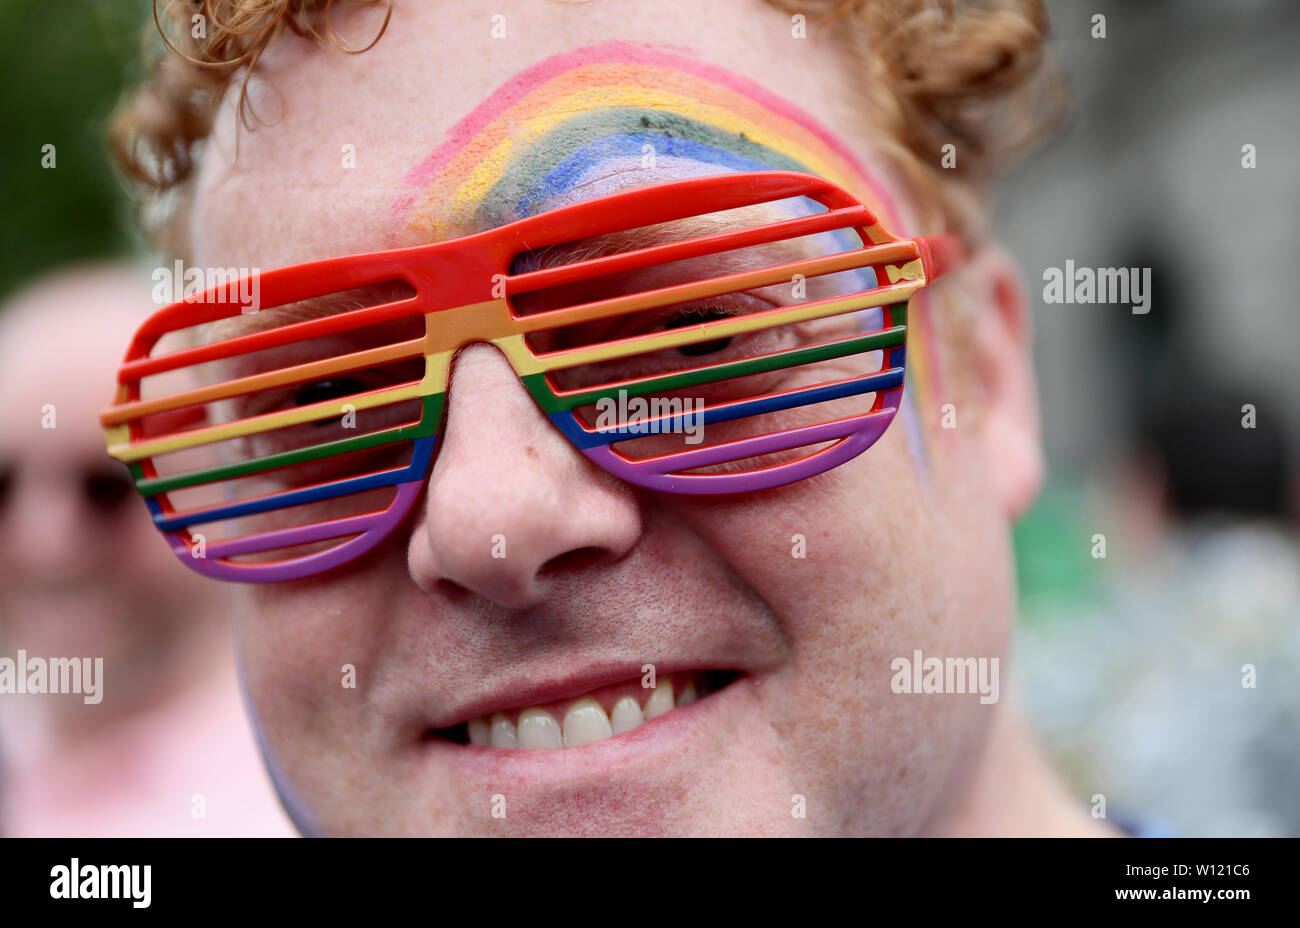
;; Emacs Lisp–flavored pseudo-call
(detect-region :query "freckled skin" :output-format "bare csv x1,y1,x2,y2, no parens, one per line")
192,0,1114,836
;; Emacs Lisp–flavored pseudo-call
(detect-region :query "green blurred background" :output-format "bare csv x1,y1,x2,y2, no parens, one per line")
0,0,148,302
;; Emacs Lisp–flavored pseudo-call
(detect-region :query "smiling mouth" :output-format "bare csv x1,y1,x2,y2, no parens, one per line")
429,670,743,750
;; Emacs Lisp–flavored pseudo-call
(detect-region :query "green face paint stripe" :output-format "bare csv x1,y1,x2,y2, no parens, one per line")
135,394,445,497
476,109,808,224
520,325,906,413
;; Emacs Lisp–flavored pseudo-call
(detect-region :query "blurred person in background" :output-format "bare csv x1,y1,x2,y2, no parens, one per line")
998,0,1300,838
1016,377,1300,837
0,264,294,837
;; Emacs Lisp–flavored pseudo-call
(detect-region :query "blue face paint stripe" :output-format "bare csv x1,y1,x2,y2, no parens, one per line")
513,133,782,218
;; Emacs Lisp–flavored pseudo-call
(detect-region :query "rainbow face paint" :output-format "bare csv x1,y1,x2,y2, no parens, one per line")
396,42,895,232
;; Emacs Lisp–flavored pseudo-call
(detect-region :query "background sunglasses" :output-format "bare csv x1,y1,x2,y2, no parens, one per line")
101,170,962,582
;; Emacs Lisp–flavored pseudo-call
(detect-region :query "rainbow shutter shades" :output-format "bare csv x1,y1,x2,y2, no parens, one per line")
102,170,960,582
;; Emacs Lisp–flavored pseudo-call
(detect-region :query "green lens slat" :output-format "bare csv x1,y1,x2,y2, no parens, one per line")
134,394,444,497
527,323,906,413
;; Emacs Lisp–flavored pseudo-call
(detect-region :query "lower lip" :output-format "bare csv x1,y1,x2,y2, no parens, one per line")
419,673,754,788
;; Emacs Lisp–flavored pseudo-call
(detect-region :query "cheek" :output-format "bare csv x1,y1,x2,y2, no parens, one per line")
234,571,392,749
674,424,939,623
671,423,1012,831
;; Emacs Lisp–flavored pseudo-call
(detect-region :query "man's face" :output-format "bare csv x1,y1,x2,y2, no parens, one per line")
0,273,211,675
191,0,1030,835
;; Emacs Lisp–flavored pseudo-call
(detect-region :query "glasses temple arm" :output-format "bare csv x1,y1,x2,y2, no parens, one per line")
915,234,966,284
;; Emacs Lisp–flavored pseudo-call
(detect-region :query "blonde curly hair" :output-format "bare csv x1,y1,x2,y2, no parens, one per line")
110,0,1063,258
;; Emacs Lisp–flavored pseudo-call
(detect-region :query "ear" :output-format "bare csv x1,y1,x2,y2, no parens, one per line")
966,244,1044,520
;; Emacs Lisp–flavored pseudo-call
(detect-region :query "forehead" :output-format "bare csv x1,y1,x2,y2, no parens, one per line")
393,42,899,242
191,0,903,273
0,318,135,460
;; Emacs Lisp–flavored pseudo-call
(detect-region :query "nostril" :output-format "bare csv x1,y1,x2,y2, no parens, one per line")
539,546,608,576
430,577,471,600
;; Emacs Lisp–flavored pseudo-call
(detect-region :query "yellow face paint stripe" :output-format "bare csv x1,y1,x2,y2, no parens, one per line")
403,59,897,240
446,85,861,220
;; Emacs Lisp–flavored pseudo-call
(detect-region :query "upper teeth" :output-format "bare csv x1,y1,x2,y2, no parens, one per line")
465,674,701,749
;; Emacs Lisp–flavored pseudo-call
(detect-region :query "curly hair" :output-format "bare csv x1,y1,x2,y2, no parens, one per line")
110,0,1063,258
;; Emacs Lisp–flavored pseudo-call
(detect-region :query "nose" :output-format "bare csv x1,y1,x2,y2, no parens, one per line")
407,344,642,609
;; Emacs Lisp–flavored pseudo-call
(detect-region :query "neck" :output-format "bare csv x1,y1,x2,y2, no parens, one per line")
932,693,1123,837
